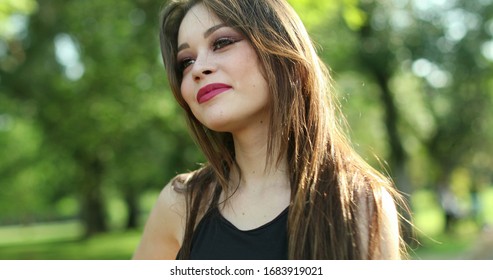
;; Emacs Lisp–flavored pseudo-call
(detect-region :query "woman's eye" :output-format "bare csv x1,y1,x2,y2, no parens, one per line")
179,58,195,72
213,37,237,51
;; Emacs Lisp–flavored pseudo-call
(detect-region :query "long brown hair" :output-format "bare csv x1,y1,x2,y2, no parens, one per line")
160,0,407,259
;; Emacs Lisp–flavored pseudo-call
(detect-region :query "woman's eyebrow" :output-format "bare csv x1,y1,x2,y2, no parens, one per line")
178,43,190,52
203,23,227,38
177,23,228,52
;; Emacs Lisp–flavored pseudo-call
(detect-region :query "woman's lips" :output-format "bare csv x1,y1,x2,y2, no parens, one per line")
197,83,232,104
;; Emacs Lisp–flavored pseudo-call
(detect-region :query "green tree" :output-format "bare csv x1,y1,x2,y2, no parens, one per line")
1,0,202,235
347,0,493,233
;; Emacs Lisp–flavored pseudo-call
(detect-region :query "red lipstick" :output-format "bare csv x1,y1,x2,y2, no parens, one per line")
197,83,232,104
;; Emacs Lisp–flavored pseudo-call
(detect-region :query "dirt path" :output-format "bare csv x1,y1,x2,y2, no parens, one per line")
461,226,493,259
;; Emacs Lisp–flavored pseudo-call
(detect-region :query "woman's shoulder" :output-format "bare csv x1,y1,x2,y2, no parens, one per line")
353,180,401,259
131,172,194,260
161,172,191,204
160,172,193,202
158,169,218,225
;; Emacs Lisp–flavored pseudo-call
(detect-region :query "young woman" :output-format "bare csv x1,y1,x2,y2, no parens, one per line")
133,0,407,260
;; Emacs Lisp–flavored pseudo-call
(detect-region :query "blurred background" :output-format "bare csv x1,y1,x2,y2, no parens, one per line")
0,0,492,260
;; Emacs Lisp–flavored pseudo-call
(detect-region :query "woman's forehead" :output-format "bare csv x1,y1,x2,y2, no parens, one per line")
177,4,223,45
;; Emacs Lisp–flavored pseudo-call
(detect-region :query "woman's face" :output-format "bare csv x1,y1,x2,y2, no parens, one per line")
177,3,270,133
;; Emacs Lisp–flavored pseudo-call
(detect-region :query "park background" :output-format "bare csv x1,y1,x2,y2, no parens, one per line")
0,0,492,260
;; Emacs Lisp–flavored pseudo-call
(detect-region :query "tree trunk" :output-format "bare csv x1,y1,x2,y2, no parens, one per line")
356,9,416,245
124,188,139,230
79,157,107,237
373,69,415,246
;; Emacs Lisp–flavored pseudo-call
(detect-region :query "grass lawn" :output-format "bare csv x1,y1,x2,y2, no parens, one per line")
0,222,141,260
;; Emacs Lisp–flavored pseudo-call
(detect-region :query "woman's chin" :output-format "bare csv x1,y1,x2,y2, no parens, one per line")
201,120,232,133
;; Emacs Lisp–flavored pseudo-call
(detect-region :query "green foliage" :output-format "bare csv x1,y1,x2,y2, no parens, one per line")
0,0,203,232
0,0,38,40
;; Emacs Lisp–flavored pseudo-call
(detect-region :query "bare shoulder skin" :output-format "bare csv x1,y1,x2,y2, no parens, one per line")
132,174,190,260
356,187,401,259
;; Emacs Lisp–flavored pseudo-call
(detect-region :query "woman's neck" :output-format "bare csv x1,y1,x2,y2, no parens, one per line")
230,128,289,192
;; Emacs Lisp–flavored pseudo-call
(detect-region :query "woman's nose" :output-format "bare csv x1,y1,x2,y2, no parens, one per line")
192,54,216,82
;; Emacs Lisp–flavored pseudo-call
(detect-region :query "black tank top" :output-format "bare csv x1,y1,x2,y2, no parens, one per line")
186,207,289,260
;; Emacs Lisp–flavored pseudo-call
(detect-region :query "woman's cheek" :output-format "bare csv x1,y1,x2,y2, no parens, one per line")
180,82,194,107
